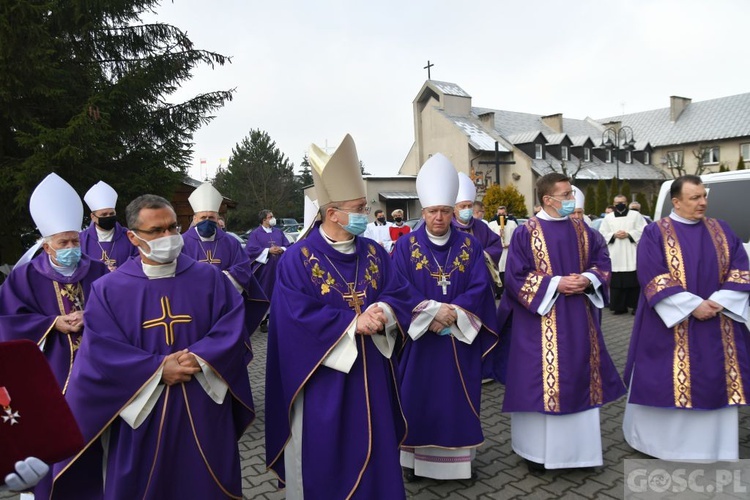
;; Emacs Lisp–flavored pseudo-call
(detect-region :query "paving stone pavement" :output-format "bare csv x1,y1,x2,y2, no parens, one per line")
4,311,748,500
240,310,750,500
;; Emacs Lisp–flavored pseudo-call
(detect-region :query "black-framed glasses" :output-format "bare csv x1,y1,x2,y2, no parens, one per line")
131,224,181,236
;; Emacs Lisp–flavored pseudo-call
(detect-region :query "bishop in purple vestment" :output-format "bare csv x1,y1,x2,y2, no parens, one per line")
623,175,750,461
503,173,624,470
182,194,270,356
51,195,254,499
266,134,414,499
0,252,107,390
80,180,140,271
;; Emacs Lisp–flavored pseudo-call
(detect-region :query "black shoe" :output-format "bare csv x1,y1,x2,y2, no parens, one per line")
612,310,627,315
259,319,269,333
403,468,421,482
525,459,546,474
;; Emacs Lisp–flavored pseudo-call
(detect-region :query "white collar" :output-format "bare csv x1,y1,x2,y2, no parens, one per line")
48,256,76,277
537,209,568,222
95,225,115,242
426,227,451,246
319,227,356,254
141,259,177,279
669,211,701,225
194,226,216,242
262,225,273,233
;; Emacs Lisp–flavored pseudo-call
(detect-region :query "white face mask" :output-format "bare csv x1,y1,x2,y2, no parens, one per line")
133,233,184,264
269,217,277,227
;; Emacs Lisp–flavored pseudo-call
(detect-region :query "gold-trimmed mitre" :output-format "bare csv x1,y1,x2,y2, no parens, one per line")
308,134,366,206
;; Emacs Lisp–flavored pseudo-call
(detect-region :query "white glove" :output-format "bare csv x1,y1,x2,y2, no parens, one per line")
4,457,49,491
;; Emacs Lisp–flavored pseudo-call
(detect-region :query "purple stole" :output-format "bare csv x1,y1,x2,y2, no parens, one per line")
245,225,288,300
452,217,504,265
503,216,625,414
625,217,750,409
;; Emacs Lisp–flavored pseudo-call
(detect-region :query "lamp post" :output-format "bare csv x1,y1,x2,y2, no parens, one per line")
600,125,636,193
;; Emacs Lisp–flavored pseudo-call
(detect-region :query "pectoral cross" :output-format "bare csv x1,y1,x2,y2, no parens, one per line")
342,283,366,315
200,250,221,265
142,296,193,345
100,250,116,268
431,271,451,295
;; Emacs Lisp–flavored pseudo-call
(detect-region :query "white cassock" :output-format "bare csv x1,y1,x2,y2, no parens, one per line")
363,222,394,253
488,219,518,272
511,209,606,469
598,211,646,272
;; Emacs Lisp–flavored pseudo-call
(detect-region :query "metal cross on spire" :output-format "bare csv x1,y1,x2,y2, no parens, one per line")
424,60,434,80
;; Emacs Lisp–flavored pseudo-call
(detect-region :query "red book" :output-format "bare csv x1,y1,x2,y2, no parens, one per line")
0,340,84,477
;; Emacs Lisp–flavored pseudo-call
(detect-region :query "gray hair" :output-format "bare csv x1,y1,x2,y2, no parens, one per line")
125,195,173,228
258,209,272,224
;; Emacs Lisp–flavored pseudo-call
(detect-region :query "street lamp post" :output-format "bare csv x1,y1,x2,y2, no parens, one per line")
601,125,636,193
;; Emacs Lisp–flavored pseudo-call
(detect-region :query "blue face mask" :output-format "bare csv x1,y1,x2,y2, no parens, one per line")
196,219,217,238
557,199,576,218
339,213,368,236
54,247,82,267
458,208,473,222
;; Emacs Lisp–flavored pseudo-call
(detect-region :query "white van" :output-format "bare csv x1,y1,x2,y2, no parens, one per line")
653,170,750,243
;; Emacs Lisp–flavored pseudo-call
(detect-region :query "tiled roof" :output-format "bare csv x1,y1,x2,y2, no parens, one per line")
598,93,750,146
430,81,471,98
451,116,510,152
529,153,666,181
545,133,568,145
507,131,544,144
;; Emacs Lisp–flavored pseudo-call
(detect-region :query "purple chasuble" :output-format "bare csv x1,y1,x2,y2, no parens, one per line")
51,255,254,499
182,227,268,358
0,253,108,391
503,216,625,414
265,224,414,499
451,216,503,265
79,222,139,271
245,225,288,300
392,227,499,448
624,217,750,409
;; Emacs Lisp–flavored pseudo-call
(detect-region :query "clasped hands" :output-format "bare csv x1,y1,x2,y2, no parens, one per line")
614,230,629,239
356,306,388,336
162,349,201,386
429,303,458,334
55,311,83,334
557,273,592,296
692,299,724,321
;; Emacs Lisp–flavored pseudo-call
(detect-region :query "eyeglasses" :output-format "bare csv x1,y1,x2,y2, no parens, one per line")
334,205,371,215
547,191,574,201
131,224,182,236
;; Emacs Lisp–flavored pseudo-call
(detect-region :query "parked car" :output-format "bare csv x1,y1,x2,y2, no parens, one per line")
276,218,301,232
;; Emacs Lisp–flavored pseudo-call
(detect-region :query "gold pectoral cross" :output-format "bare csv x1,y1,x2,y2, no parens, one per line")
100,250,116,268
342,283,366,315
142,296,193,345
431,271,451,295
200,250,221,265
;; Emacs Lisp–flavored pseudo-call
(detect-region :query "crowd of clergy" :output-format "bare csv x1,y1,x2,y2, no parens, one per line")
0,132,749,499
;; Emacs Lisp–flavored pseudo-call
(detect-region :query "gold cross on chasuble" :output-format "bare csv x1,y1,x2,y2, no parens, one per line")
199,250,221,265
430,271,451,295
142,296,193,345
342,283,366,315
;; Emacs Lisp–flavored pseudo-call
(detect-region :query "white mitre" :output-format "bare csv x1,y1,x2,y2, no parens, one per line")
188,182,223,213
83,181,118,211
455,172,477,204
417,153,459,208
30,173,83,237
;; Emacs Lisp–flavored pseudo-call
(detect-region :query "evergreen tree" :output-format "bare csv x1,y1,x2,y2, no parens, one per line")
609,177,619,200
0,0,233,263
738,157,746,170
596,180,609,215
621,180,632,203
636,192,651,218
214,129,298,230
482,184,528,218
584,185,596,215
298,154,314,187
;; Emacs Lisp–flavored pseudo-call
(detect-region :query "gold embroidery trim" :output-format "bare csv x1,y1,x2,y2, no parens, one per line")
658,218,687,288
672,319,692,408
644,273,682,301
586,307,603,406
542,309,560,412
721,315,746,405
727,269,750,284
571,218,589,273
704,218,730,284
